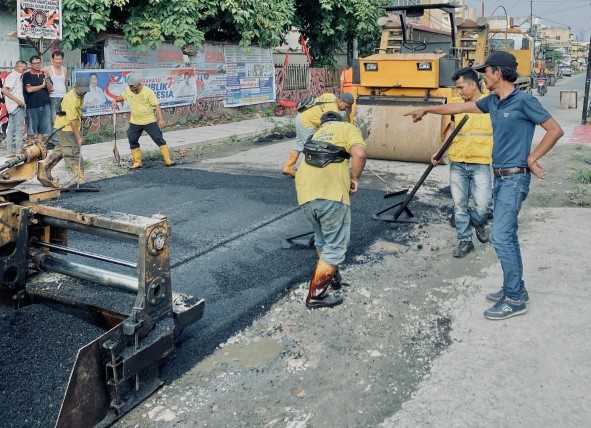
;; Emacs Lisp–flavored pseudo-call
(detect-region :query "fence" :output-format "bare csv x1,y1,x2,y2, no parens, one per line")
276,64,345,91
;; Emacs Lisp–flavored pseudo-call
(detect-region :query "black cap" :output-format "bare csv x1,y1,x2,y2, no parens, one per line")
320,111,342,125
473,51,518,72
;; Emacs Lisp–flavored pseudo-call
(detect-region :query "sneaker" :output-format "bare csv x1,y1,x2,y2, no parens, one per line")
484,295,527,320
471,220,490,243
452,241,474,258
486,288,530,304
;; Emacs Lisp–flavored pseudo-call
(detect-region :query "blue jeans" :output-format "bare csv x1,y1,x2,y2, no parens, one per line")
5,106,26,153
49,97,63,143
26,104,51,136
293,114,315,151
490,172,531,300
300,199,351,266
450,162,492,241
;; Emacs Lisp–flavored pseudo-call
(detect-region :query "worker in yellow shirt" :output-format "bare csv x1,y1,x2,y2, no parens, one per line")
296,111,367,308
37,77,90,188
282,92,353,177
110,76,175,169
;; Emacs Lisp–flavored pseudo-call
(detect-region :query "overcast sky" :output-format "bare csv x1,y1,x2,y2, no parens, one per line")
463,0,591,41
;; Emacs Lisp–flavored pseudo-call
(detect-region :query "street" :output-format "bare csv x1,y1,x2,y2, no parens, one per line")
110,75,591,427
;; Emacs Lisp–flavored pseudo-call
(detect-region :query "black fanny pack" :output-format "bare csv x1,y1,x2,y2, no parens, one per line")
303,140,350,168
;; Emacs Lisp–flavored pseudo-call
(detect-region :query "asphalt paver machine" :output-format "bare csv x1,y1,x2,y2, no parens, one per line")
0,141,204,427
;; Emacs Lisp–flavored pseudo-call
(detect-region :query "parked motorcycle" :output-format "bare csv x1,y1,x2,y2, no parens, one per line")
536,76,548,96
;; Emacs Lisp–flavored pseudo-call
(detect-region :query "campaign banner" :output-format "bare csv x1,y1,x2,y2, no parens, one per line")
73,68,197,116
103,39,185,69
17,0,62,40
223,45,275,107
189,43,227,101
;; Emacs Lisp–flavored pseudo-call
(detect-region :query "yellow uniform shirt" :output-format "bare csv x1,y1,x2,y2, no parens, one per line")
54,89,82,132
122,86,159,125
296,121,366,207
448,95,493,164
299,93,339,128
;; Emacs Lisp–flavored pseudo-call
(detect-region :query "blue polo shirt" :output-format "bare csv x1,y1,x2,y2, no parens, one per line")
476,88,551,169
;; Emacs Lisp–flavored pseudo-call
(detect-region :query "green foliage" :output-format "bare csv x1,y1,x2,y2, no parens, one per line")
59,0,293,52
61,0,111,50
122,0,216,51
570,168,591,184
205,0,295,47
57,0,383,63
295,0,387,65
0,0,17,15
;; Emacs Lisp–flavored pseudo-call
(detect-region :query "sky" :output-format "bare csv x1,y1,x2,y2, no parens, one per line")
463,0,591,41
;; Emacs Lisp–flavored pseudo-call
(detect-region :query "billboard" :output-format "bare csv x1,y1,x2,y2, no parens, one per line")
17,0,62,40
223,45,275,107
73,68,197,117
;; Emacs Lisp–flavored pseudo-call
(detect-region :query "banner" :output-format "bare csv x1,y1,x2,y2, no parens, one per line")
17,0,62,40
189,43,227,100
103,39,184,69
73,68,197,116
223,45,275,107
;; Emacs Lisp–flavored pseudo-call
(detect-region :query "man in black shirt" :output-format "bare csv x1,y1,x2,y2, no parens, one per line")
22,55,52,144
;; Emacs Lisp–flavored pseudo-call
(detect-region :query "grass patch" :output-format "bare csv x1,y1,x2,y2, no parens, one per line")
83,127,114,145
570,168,591,184
141,149,163,161
572,146,591,163
265,117,295,134
567,185,591,207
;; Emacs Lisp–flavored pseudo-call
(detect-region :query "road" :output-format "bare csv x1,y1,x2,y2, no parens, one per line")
4,72,589,428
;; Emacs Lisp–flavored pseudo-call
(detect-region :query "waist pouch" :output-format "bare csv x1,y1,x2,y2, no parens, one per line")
303,140,350,168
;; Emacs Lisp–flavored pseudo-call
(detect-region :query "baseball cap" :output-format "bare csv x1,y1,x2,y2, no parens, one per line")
473,51,518,72
320,111,342,125
128,76,142,87
338,92,354,105
75,77,90,92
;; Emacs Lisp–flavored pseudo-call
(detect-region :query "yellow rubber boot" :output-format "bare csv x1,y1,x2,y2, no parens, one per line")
282,150,299,178
130,148,143,169
37,152,62,188
159,145,176,167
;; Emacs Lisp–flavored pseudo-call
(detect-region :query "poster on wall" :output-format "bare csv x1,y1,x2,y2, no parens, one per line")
73,68,197,116
0,70,11,134
189,43,227,101
17,0,62,40
223,45,275,107
103,38,185,69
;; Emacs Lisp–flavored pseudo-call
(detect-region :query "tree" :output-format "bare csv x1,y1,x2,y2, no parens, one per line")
59,0,295,52
6,0,384,62
295,0,388,66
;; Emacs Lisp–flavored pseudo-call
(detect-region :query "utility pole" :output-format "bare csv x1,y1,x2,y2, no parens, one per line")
529,0,536,39
581,34,591,124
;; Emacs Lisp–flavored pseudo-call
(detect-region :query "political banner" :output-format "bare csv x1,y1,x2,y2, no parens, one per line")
17,0,62,40
223,45,275,107
103,39,185,69
73,68,197,117
189,43,227,101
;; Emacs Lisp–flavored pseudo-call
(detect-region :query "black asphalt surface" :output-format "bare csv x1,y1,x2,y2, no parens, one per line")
53,166,415,380
2,165,448,427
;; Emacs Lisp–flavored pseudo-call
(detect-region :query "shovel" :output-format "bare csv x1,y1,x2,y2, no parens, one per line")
112,111,121,165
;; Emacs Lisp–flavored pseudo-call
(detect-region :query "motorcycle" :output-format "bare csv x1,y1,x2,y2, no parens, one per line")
536,76,547,96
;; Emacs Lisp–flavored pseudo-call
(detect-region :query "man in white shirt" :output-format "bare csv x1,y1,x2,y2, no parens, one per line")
1,61,27,157
43,50,68,145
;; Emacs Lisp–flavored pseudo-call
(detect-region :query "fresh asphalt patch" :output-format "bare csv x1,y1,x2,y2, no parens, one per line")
50,166,449,381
